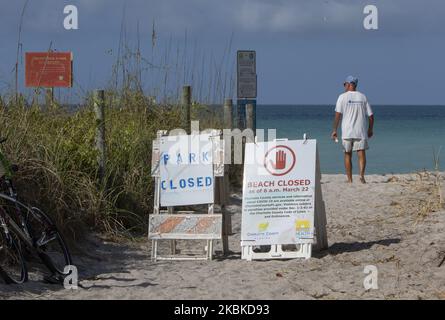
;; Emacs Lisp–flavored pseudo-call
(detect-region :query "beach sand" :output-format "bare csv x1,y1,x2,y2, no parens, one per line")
1,173,444,300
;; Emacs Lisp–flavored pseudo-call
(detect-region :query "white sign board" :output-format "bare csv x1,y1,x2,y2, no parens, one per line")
160,134,214,206
237,50,257,99
241,140,316,246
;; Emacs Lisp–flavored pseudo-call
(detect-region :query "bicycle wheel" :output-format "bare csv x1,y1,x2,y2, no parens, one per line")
0,225,28,284
26,207,72,276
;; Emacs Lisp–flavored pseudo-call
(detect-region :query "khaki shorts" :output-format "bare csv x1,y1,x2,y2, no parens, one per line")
342,139,369,152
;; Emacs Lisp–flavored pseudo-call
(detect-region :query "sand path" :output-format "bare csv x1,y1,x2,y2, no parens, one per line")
1,174,444,300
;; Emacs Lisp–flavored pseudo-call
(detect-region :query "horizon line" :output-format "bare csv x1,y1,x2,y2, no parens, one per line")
212,103,445,107
56,103,445,107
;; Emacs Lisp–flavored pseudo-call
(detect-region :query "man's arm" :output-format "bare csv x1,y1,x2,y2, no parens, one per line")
368,115,374,138
332,95,343,140
331,112,342,140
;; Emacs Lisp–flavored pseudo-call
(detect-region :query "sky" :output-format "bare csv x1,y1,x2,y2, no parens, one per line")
0,0,444,105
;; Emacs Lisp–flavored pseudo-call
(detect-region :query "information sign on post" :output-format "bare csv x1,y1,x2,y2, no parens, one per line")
25,52,73,88
237,50,257,99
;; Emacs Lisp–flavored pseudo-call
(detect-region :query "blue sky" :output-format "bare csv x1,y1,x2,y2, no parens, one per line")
0,0,444,105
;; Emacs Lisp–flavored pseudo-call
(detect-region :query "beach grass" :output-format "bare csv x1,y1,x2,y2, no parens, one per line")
0,90,224,245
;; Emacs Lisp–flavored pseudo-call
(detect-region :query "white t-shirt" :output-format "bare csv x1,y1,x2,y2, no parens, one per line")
335,91,373,140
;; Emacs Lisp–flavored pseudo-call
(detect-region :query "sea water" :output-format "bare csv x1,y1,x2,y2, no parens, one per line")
256,105,445,174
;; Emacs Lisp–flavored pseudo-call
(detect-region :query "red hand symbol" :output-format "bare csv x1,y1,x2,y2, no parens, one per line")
270,150,286,170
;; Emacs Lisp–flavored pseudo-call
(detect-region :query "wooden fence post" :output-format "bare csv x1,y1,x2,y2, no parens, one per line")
94,90,106,186
246,103,256,135
221,99,234,255
182,86,191,133
224,99,233,130
45,88,54,109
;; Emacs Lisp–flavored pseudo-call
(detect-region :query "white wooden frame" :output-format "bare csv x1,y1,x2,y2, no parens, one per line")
149,130,226,261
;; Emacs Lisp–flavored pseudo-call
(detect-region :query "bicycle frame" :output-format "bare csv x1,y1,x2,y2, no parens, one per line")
0,194,36,248
0,193,58,273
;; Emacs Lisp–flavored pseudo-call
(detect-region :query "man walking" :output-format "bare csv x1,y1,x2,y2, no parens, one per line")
331,76,374,183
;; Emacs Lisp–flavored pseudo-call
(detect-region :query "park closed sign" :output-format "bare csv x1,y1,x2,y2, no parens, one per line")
241,140,317,246
160,134,214,206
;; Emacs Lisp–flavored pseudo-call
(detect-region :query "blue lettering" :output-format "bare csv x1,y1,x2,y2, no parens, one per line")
176,153,183,165
202,152,209,162
162,153,169,165
189,153,196,163
161,177,213,190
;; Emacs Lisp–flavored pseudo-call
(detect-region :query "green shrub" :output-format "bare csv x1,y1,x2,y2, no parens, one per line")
0,91,221,243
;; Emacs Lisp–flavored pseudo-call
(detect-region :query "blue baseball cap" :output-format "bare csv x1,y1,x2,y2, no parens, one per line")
345,76,358,86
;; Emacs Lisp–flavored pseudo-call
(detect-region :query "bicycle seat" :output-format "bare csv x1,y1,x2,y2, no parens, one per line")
0,137,7,144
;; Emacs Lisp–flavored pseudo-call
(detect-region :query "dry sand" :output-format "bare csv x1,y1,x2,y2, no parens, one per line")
1,173,444,300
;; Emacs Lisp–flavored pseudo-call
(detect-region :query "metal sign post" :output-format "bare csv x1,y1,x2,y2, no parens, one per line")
236,99,256,131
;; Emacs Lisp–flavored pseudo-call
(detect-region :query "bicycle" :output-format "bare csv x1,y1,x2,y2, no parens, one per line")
0,138,72,284
0,205,27,284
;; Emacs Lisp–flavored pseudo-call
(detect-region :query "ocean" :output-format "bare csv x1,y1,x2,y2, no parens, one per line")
256,105,445,174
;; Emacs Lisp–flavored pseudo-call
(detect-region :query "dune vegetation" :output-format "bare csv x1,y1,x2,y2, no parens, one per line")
0,90,225,245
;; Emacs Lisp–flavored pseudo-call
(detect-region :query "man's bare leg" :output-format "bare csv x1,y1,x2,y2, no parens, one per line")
344,152,353,183
357,150,367,183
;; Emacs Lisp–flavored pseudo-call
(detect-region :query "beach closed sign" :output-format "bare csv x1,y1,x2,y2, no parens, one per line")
241,140,316,246
160,134,214,206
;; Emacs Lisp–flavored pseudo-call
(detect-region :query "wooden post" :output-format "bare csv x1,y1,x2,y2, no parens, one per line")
182,86,191,133
219,176,231,255
245,103,256,135
179,85,190,252
45,88,54,109
237,102,245,131
94,90,106,186
224,99,233,129
222,99,233,255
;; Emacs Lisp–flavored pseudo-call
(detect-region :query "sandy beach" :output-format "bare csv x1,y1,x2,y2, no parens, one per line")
1,173,444,300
